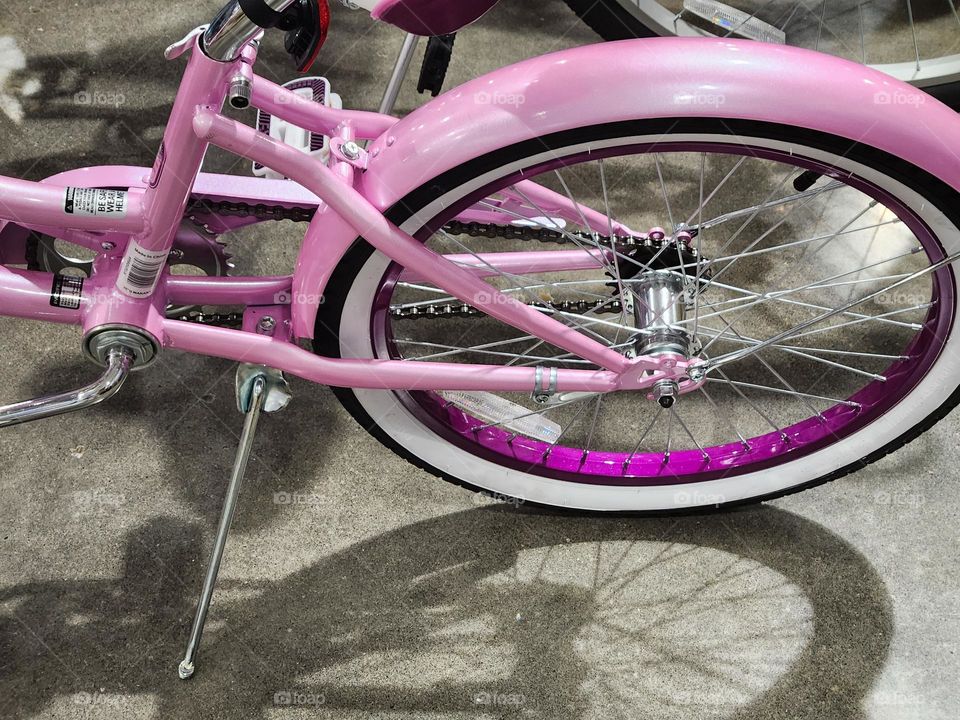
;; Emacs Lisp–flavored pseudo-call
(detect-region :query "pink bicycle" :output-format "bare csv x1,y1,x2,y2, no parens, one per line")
2,0,960,677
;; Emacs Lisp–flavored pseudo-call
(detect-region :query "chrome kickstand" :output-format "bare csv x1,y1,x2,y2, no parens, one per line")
178,365,291,680
378,32,421,115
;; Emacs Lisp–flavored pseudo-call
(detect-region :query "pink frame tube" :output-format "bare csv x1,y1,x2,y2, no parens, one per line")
250,75,398,139
192,108,639,376
163,319,620,392
0,176,145,234
398,249,608,283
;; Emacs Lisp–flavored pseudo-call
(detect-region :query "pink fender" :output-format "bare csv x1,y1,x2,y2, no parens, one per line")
292,37,960,339
362,38,960,202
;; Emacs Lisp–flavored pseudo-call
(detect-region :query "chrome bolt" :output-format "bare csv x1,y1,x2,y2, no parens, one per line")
688,368,705,383
341,141,361,160
100,241,115,251
256,316,277,335
651,380,679,409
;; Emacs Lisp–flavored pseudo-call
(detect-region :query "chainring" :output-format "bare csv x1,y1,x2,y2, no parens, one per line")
26,223,233,316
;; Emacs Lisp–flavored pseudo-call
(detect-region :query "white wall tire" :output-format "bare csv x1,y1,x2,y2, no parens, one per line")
316,121,960,512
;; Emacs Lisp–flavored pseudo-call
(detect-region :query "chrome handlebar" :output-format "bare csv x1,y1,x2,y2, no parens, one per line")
202,0,298,62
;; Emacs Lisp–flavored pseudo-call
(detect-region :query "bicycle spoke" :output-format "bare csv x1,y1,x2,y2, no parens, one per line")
696,327,889,381
705,255,956,371
906,0,921,71
693,180,844,233
706,377,860,408
654,153,676,230
385,143,953,480
670,406,709,461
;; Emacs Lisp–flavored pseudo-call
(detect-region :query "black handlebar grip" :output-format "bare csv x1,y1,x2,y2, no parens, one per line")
238,0,287,29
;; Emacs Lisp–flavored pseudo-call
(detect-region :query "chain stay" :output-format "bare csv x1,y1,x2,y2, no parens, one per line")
181,199,689,322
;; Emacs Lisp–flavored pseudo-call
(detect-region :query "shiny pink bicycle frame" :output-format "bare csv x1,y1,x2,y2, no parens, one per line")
2,34,956,396
0,33,691,395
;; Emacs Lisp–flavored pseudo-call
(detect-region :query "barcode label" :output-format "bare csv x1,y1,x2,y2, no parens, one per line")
50,275,84,310
117,241,168,297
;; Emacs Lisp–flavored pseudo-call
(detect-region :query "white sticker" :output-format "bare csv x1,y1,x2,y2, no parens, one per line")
64,187,127,217
117,240,168,298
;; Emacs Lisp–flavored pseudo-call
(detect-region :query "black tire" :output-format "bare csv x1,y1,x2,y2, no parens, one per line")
563,0,656,40
313,117,960,514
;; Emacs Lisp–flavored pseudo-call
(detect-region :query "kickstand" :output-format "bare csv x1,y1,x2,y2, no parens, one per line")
177,365,291,680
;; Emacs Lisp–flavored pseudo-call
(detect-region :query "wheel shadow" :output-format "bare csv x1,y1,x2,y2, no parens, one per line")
0,505,892,719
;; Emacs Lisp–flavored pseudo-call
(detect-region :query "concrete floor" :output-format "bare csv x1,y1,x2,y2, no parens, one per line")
0,1,958,718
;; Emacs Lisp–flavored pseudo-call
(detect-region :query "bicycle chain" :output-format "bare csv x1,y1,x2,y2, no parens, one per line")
182,199,688,323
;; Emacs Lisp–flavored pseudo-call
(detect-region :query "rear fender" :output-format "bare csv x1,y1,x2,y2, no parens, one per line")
292,37,960,338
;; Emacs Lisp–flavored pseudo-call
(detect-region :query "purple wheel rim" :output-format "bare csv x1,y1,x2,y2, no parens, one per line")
369,142,955,486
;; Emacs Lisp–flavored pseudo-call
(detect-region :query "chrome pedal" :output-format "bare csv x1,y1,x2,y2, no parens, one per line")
251,76,342,180
0,347,134,429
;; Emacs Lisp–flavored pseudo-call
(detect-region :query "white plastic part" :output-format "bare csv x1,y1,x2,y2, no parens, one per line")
252,77,342,180
681,0,786,44
440,391,562,444
512,216,567,230
342,0,378,12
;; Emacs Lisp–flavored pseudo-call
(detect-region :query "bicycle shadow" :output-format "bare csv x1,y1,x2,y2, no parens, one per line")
0,504,892,719
9,354,338,532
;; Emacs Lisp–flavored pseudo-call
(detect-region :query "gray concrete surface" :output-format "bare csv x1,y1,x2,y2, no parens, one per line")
0,1,958,718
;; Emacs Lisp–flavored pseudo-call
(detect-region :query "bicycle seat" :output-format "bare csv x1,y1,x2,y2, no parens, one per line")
371,0,500,36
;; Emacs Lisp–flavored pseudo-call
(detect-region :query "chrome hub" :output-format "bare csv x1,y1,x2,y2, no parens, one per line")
628,270,691,358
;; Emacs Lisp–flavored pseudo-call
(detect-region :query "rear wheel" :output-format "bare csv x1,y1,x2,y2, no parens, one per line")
315,118,960,512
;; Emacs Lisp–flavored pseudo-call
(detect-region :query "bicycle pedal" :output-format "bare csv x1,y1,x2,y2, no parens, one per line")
252,77,342,180
681,0,786,44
